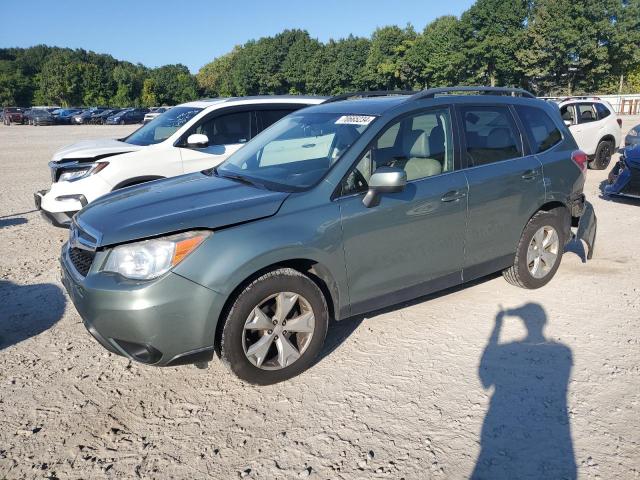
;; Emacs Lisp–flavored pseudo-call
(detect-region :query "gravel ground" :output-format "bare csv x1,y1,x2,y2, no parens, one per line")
1,120,639,479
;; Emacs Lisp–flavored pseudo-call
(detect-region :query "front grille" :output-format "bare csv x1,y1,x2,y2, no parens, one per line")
68,247,95,277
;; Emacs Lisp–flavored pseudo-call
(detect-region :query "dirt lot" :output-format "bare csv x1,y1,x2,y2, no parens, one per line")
1,120,639,479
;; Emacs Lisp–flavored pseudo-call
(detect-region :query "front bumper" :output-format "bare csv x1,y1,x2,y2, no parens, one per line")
60,244,224,366
34,189,77,227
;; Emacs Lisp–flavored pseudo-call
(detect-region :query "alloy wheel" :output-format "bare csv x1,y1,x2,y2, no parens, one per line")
242,292,315,370
527,225,560,279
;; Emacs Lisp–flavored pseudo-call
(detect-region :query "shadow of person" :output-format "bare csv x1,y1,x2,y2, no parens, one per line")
471,303,576,480
0,280,66,350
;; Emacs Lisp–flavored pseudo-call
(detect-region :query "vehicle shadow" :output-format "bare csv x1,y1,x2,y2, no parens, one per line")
471,303,576,480
0,280,66,350
0,217,28,228
317,273,501,363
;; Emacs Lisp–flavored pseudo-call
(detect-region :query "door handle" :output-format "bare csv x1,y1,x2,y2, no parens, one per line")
441,190,467,202
521,169,539,180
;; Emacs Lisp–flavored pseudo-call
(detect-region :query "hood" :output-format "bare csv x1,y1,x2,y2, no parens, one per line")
52,138,142,162
76,172,290,246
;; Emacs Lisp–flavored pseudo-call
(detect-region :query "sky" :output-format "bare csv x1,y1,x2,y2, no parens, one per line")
1,0,475,73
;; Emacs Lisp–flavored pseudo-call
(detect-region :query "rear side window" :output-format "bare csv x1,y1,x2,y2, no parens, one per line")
515,105,562,153
595,102,611,120
258,109,297,133
460,106,522,166
576,103,597,123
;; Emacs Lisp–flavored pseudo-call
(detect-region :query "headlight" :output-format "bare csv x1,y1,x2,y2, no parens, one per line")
58,162,109,182
102,231,211,280
628,129,638,137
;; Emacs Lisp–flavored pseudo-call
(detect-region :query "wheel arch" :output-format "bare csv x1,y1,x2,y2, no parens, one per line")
213,258,339,354
532,201,571,241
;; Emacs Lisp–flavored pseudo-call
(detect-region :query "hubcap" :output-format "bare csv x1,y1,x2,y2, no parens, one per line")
242,292,315,370
527,225,559,279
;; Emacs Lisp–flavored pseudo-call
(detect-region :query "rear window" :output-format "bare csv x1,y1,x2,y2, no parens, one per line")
595,102,611,120
515,105,562,153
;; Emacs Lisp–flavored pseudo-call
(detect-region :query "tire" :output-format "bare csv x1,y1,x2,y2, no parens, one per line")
219,268,329,385
503,209,566,289
590,140,613,170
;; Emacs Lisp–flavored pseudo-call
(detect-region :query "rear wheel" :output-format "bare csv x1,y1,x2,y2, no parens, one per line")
590,140,614,170
503,209,566,289
219,268,328,384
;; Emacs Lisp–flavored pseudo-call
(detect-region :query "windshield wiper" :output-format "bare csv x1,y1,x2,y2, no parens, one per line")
217,170,264,188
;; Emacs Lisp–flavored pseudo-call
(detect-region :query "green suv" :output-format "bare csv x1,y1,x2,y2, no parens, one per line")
60,88,596,384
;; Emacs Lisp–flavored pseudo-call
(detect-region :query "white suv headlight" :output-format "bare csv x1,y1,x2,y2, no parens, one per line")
59,162,109,182
102,231,211,280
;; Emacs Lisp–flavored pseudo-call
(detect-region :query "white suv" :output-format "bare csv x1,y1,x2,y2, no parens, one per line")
35,96,325,227
554,97,622,169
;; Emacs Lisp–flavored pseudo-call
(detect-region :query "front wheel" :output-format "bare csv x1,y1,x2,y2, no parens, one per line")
503,210,566,289
219,268,328,384
590,140,614,170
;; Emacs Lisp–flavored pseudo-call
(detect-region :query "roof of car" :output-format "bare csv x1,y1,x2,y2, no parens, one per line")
181,95,328,109
300,96,410,115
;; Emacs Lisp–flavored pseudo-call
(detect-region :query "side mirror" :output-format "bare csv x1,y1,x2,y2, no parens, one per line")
187,133,209,148
563,119,572,127
362,167,407,208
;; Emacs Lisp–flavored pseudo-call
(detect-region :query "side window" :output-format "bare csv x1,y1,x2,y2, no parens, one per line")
514,105,562,153
595,102,611,120
258,109,297,133
461,106,522,166
341,108,454,195
577,103,597,123
560,105,576,125
194,111,252,145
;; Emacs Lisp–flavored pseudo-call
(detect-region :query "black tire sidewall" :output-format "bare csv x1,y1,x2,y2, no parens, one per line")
514,211,566,289
592,140,613,170
221,271,328,385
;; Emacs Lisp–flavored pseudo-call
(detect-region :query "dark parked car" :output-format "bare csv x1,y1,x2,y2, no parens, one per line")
624,123,640,148
72,109,104,125
605,144,640,199
3,107,25,125
31,109,57,126
60,87,596,384
91,108,123,124
55,109,84,124
106,108,149,125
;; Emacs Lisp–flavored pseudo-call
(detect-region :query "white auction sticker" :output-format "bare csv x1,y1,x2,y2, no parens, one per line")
335,115,376,126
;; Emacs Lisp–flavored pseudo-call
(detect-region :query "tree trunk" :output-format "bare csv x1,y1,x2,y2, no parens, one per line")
619,74,624,94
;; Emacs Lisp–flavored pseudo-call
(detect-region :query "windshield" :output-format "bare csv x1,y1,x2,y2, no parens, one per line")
216,112,374,190
123,106,202,146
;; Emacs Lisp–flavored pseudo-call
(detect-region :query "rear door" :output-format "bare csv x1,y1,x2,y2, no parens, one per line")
570,103,600,154
459,104,546,280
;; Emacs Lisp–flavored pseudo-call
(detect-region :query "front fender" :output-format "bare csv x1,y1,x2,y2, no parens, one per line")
173,200,349,319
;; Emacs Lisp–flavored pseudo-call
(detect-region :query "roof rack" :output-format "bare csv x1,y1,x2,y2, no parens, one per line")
409,86,536,101
323,90,417,104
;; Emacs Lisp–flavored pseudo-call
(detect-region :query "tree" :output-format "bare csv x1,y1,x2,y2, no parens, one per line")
363,26,417,90
197,48,239,97
405,16,466,89
305,36,371,94
460,0,529,87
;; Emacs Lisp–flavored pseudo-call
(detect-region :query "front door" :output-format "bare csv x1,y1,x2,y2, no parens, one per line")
459,104,546,279
179,110,254,172
337,107,467,315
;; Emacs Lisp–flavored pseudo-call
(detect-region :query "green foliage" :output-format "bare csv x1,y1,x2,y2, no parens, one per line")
2,0,640,107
